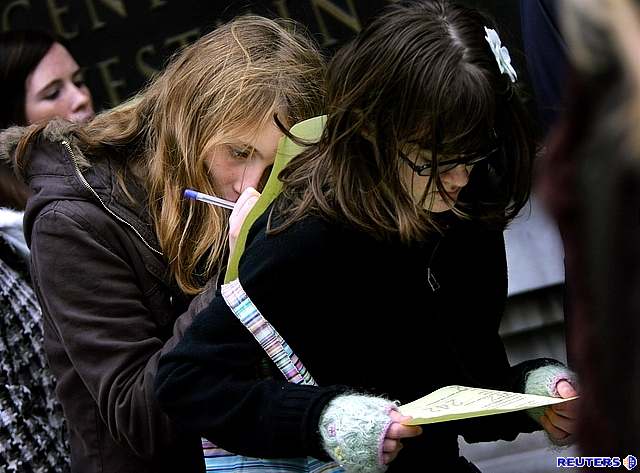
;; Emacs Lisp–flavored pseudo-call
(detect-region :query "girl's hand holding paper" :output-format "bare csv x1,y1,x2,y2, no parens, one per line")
229,187,260,253
540,380,579,445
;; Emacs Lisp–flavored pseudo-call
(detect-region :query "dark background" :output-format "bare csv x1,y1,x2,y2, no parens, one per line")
1,0,530,115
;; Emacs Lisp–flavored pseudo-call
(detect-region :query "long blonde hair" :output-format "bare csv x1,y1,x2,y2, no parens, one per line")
78,16,324,294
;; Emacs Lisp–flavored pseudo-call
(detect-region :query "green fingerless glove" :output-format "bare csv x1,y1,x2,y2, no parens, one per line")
524,363,578,422
318,394,397,473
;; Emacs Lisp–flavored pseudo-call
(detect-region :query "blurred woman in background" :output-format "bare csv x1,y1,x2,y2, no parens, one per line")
1,29,94,209
0,29,94,473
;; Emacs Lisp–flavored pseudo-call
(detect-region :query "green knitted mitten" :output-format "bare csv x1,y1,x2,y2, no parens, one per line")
524,363,578,423
318,394,397,473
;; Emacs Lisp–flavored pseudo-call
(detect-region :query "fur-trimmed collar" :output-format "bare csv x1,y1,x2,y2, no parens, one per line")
0,119,90,175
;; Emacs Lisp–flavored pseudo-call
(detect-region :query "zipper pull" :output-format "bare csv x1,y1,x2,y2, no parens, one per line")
427,267,440,292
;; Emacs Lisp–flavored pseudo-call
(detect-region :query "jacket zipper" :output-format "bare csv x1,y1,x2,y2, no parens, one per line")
61,140,163,256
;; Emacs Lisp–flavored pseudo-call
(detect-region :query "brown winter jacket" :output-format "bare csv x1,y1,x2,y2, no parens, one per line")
0,121,211,473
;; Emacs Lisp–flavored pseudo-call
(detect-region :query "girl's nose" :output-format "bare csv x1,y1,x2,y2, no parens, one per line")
235,162,272,194
69,84,93,116
440,164,470,189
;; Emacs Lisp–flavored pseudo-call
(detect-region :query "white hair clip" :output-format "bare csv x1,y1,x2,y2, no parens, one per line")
484,27,517,83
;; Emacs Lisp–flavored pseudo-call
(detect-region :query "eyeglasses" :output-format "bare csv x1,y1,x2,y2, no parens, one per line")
399,147,498,177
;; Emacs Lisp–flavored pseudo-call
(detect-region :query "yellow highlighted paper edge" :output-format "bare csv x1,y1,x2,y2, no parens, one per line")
398,385,578,425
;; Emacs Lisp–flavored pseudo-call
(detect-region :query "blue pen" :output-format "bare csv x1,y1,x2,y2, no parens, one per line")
183,188,235,210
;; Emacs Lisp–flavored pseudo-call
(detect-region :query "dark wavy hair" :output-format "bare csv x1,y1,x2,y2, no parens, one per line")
0,30,54,210
272,0,534,242
0,29,55,129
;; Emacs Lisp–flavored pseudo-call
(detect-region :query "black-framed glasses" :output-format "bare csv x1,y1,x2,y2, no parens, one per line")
400,147,498,177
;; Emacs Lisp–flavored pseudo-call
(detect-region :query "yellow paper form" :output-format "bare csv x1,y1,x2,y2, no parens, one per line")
398,385,577,425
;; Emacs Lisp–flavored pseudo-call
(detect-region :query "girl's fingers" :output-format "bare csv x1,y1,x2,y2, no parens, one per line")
230,188,260,222
228,187,260,251
230,187,258,214
386,421,422,439
382,439,399,452
540,412,571,441
552,381,578,418
234,186,259,209
545,407,575,434
556,380,578,399
551,399,577,419
381,444,402,464
389,410,419,426
381,412,416,465
237,195,259,220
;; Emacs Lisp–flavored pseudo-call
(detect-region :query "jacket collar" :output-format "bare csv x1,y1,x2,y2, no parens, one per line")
1,120,170,284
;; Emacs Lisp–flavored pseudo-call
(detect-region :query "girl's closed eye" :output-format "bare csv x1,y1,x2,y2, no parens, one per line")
228,145,254,160
42,87,61,101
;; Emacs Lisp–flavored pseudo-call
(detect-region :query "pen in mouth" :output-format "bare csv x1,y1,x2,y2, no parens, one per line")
183,189,235,210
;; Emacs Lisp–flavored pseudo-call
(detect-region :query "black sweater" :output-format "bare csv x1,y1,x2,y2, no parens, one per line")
156,208,543,471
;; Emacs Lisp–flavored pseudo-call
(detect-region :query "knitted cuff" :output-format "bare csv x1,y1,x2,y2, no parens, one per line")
318,394,397,473
524,363,578,423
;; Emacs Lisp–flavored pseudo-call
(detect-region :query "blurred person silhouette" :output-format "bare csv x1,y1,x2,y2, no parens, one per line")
541,0,640,458
518,1,584,375
0,29,94,473
519,0,568,135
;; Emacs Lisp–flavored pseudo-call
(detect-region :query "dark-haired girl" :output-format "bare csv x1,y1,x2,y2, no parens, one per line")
0,30,93,210
156,2,578,471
